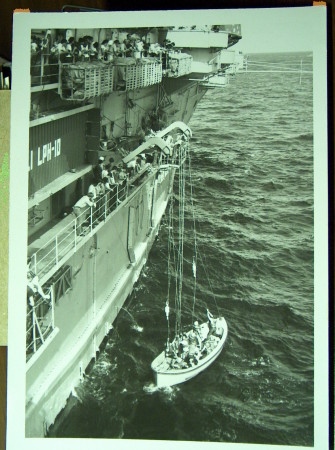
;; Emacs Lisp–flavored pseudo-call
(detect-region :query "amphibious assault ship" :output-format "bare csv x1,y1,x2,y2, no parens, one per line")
26,24,242,436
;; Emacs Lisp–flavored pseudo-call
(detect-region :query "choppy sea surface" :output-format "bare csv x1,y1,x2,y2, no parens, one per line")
49,53,314,446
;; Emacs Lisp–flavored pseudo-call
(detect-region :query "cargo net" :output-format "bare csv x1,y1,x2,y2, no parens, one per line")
164,52,193,78
59,62,114,100
115,59,162,91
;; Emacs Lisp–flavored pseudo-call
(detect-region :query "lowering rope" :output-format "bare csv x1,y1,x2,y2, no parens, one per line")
195,219,220,316
166,194,175,349
186,145,220,317
176,140,186,337
186,144,198,323
165,132,221,344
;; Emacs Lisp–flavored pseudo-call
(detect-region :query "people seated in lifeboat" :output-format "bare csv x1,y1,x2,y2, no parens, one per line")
193,321,201,337
179,333,189,360
168,338,188,369
192,317,210,342
170,355,188,369
189,326,202,349
214,317,225,336
206,309,224,337
206,309,216,328
199,322,210,341
188,345,201,366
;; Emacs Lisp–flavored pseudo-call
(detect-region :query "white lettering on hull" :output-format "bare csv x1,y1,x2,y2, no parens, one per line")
29,138,61,172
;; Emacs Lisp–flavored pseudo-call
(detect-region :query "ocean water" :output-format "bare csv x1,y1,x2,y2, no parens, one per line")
48,53,314,446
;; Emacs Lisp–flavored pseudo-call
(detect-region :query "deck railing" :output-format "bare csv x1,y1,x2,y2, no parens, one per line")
29,138,188,283
31,53,163,94
26,171,145,361
26,285,55,359
30,52,61,87
30,181,129,282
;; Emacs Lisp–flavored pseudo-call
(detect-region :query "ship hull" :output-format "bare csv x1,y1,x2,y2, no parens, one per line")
26,166,174,436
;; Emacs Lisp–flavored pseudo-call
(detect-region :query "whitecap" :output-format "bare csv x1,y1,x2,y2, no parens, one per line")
71,387,83,404
143,383,159,394
143,383,179,399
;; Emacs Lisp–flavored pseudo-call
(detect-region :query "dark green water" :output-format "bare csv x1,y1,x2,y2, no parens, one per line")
49,52,314,446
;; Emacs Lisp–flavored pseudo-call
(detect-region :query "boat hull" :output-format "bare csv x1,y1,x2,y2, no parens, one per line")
151,317,228,388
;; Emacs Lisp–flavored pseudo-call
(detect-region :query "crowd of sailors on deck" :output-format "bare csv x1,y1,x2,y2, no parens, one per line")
31,30,176,65
70,126,189,236
26,130,188,302
168,310,225,369
73,154,149,236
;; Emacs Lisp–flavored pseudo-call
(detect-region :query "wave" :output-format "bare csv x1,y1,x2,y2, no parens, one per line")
295,132,313,141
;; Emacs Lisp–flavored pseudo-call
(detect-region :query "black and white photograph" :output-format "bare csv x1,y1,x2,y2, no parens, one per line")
7,7,328,450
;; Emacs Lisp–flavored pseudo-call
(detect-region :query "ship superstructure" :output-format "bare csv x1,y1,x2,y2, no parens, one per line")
26,24,242,436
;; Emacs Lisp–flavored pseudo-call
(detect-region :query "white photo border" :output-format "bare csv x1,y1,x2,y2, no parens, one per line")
7,7,328,450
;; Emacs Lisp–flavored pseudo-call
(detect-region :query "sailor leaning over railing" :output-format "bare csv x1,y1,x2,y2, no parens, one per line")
73,192,96,236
